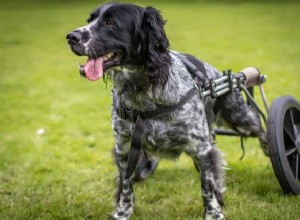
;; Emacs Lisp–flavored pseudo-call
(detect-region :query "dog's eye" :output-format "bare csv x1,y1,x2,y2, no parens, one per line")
105,20,113,26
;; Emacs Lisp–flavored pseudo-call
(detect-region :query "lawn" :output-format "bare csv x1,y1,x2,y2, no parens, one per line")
0,0,300,219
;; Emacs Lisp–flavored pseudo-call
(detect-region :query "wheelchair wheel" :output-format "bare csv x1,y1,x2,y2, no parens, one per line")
267,96,300,195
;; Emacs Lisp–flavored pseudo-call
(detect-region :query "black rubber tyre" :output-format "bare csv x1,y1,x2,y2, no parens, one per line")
267,96,300,194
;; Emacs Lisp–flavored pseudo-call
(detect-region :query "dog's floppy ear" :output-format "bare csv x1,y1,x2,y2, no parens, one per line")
139,7,171,89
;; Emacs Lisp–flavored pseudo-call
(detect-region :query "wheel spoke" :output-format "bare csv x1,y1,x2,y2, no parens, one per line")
286,147,297,157
295,155,299,180
286,108,300,180
295,114,300,148
283,109,297,144
290,109,300,138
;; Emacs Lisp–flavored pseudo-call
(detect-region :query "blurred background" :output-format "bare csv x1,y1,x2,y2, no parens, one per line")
1,0,299,219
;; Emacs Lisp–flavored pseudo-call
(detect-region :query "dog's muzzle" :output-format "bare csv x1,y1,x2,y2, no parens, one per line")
66,30,82,46
66,30,90,56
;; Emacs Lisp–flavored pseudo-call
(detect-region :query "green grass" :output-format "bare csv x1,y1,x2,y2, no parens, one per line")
1,1,300,219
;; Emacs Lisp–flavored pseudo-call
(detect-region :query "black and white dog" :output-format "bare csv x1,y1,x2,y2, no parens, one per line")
66,3,267,220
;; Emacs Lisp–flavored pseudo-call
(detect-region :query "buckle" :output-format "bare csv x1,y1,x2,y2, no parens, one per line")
116,107,138,122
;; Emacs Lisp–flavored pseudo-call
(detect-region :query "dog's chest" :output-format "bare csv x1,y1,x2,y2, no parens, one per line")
143,119,198,158
112,98,209,158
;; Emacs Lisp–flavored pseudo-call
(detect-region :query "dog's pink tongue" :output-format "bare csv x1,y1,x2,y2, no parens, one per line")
84,57,104,81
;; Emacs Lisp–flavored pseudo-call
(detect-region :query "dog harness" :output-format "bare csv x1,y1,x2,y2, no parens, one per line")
118,88,197,179
116,55,267,178
116,54,207,180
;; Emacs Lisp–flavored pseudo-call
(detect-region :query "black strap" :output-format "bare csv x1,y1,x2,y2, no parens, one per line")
125,114,146,179
123,88,197,180
174,52,207,83
141,88,197,120
117,88,197,122
116,108,139,122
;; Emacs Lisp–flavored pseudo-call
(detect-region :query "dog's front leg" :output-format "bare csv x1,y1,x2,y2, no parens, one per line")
112,178,134,220
112,145,134,220
189,142,226,220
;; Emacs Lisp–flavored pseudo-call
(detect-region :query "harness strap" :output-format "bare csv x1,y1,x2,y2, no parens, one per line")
175,53,207,82
117,88,197,122
123,88,197,180
125,114,146,179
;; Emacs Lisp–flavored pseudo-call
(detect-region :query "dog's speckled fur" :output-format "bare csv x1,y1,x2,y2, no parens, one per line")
67,3,267,219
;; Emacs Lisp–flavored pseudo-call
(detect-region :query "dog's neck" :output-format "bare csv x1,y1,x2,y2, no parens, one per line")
109,56,190,113
110,66,148,93
109,66,158,112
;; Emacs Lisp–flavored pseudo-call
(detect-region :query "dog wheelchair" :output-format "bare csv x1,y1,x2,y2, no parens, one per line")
134,67,300,195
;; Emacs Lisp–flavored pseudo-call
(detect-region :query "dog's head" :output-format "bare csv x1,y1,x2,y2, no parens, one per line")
66,3,171,88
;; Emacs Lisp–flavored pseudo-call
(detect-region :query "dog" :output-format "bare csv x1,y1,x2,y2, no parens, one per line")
66,3,267,219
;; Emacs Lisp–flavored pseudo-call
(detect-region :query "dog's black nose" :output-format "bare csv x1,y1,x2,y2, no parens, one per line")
66,31,82,45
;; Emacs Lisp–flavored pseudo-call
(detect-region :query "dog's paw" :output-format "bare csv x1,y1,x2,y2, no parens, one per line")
133,157,159,182
111,215,128,220
111,209,133,220
203,211,225,220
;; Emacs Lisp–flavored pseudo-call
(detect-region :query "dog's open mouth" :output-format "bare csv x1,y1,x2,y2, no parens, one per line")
78,52,123,81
